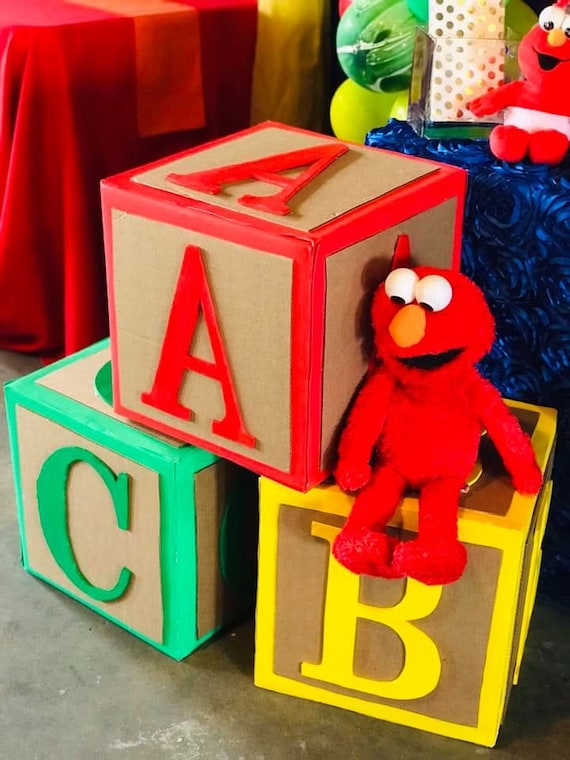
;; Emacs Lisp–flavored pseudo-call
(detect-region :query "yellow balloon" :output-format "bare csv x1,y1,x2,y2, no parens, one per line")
330,79,398,143
390,92,409,121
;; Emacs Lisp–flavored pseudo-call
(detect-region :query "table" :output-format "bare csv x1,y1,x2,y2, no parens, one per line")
0,0,257,357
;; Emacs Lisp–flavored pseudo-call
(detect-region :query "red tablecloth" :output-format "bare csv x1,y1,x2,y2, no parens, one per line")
0,0,257,357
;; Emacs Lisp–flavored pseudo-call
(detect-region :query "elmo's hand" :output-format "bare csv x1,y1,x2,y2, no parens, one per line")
467,81,524,118
335,459,371,493
511,460,543,495
467,92,501,117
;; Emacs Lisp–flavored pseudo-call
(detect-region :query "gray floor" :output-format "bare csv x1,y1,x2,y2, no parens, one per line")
1,349,568,760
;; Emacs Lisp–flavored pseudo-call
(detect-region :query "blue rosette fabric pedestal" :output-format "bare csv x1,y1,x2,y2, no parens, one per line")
367,120,569,602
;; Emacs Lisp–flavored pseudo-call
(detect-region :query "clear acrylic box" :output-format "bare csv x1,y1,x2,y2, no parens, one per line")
408,28,520,139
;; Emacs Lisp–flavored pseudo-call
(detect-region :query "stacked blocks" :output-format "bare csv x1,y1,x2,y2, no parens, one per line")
255,400,557,747
5,340,258,660
6,121,557,743
100,121,466,491
365,119,570,602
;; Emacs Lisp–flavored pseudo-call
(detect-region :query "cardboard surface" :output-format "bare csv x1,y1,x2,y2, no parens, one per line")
103,122,466,489
112,211,293,471
195,460,237,639
462,409,539,518
254,399,557,745
36,344,184,447
132,125,439,232
274,505,500,726
15,406,164,643
320,198,459,470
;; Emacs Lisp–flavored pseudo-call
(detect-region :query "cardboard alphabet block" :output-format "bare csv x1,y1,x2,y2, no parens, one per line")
101,121,467,490
5,340,258,660
254,400,557,746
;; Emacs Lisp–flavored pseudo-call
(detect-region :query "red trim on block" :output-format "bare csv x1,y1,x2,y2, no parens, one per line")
312,167,466,265
101,182,312,258
304,241,328,490
141,244,256,448
451,171,468,271
288,246,314,491
110,400,304,489
166,143,349,216
101,198,122,413
104,121,341,186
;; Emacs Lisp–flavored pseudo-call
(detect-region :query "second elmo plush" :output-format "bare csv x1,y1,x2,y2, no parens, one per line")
467,1,570,164
334,266,542,585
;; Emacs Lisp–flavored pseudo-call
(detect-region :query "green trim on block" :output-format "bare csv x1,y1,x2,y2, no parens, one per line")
4,338,216,473
25,566,176,656
4,338,234,661
6,339,111,393
6,380,218,476
155,463,195,659
171,457,200,659
5,386,31,570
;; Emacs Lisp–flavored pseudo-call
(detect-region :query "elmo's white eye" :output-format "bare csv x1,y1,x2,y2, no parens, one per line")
539,6,565,31
414,275,453,312
385,268,419,305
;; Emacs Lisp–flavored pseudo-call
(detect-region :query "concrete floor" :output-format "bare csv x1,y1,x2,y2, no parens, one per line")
1,349,569,760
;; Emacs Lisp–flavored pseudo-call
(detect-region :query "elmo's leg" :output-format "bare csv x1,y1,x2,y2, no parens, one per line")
393,477,467,585
333,465,405,578
489,125,528,162
528,130,569,165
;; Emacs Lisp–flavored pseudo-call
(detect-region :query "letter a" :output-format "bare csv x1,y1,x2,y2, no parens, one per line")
141,245,256,448
166,142,348,215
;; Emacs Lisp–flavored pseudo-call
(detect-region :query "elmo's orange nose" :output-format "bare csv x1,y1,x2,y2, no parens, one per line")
547,28,566,47
389,304,426,348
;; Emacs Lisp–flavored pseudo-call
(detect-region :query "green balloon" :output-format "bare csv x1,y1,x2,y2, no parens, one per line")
336,0,418,93
506,0,537,39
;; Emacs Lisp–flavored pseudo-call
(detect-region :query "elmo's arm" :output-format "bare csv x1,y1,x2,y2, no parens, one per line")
335,368,394,492
467,81,525,117
472,375,542,493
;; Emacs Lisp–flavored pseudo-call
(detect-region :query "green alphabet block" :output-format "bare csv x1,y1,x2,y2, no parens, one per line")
5,339,258,660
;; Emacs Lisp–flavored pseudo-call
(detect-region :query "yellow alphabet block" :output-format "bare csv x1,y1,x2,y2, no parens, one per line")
254,399,556,746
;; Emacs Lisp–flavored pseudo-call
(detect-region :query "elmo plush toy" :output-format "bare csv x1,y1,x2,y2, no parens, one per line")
333,265,542,585
467,1,570,164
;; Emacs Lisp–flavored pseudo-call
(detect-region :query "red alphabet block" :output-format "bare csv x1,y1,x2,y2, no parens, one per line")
102,122,466,490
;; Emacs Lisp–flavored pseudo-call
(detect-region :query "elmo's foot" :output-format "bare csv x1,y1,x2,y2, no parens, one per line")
332,528,403,578
489,125,529,162
393,538,467,585
528,130,569,165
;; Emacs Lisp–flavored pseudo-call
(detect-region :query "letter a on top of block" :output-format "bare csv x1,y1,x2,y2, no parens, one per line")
102,121,467,491
5,340,258,660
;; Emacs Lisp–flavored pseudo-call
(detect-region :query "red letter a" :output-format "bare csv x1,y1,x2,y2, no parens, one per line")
141,245,256,448
166,142,348,216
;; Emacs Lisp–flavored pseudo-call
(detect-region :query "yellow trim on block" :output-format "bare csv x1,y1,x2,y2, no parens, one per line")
513,479,554,685
255,400,557,747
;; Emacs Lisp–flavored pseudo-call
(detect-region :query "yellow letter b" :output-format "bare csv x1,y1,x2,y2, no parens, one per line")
301,522,443,700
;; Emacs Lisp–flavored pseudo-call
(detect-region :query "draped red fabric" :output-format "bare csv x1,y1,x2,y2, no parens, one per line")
0,0,257,358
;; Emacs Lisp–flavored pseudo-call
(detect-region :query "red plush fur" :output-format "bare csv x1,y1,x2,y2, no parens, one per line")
333,266,542,585
467,2,570,165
